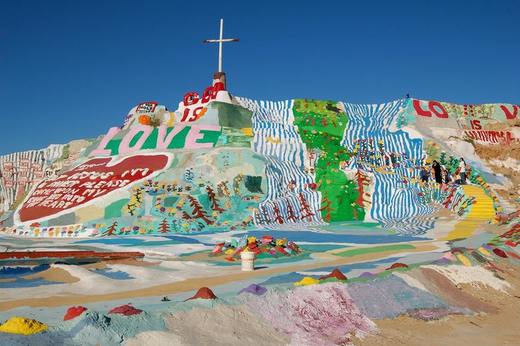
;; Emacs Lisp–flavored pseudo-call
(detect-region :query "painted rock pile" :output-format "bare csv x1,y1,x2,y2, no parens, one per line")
211,235,302,261
0,316,48,335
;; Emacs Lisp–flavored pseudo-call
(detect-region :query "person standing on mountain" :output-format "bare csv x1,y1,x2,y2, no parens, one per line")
420,164,430,185
432,160,442,185
459,157,467,184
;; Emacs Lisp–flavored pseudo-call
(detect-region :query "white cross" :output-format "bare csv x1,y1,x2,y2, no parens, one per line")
203,18,239,73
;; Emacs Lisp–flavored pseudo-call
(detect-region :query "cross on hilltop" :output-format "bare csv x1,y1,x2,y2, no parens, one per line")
203,18,239,74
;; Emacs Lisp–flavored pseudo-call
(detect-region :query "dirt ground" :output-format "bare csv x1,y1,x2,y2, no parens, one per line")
355,259,520,346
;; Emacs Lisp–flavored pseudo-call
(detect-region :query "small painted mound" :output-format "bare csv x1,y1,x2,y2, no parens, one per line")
243,282,376,346
319,268,347,281
386,262,409,270
63,310,166,345
294,276,320,286
185,287,218,301
64,306,88,321
108,304,143,316
359,272,376,279
211,235,302,261
239,284,267,296
0,316,48,335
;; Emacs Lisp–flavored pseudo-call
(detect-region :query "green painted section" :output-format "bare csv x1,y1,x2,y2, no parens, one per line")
333,243,416,257
293,99,364,221
163,196,178,207
212,101,253,128
104,198,130,219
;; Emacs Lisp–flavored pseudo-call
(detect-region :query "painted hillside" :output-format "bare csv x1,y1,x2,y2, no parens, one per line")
0,78,518,238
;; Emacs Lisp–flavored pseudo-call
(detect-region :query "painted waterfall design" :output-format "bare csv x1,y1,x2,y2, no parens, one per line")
340,99,437,233
236,97,323,226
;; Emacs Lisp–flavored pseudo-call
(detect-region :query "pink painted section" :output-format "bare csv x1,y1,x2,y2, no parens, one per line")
241,282,375,346
90,127,121,156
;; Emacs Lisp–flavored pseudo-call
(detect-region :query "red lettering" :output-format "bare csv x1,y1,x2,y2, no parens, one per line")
201,86,214,103
429,101,449,118
413,100,449,118
180,108,191,122
413,100,431,117
183,92,200,107
500,105,519,120
192,107,206,121
470,119,482,130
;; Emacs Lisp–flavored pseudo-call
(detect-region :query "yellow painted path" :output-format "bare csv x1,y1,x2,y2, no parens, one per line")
443,185,496,240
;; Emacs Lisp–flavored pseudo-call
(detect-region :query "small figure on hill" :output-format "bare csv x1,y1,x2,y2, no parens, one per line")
442,165,451,185
420,165,430,184
459,157,467,184
432,160,442,185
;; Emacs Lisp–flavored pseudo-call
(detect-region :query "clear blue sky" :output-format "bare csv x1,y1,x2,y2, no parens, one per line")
1,0,518,155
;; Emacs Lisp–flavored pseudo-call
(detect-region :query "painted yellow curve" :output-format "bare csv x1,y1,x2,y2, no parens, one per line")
443,185,496,241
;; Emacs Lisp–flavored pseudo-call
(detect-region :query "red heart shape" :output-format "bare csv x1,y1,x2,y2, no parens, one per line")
18,154,169,223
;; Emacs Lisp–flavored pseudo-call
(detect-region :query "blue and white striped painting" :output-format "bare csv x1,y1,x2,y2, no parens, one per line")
236,97,323,227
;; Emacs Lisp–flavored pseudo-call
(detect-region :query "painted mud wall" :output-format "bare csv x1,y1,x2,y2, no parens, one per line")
0,82,517,237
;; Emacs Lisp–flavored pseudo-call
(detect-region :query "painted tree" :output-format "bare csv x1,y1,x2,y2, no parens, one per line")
159,218,170,233
217,181,231,197
206,185,224,212
233,174,244,195
182,211,192,220
320,195,333,222
170,219,180,232
272,202,284,224
126,187,143,216
102,221,118,236
355,169,370,207
298,192,314,222
254,208,265,224
187,196,213,225
286,201,297,223
261,206,271,224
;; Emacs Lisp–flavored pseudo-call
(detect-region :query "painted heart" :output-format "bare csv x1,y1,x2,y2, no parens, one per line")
18,154,170,222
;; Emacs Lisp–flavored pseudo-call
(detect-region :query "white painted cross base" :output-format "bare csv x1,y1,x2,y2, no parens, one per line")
240,251,256,271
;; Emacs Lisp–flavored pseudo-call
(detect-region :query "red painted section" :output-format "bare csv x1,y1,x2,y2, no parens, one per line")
108,304,143,316
0,250,144,260
500,105,519,120
18,154,169,222
319,268,348,281
185,287,218,301
492,248,508,258
63,306,87,321
386,262,409,270
413,100,449,118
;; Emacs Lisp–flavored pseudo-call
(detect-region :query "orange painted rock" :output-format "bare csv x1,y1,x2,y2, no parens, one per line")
108,304,143,316
185,287,218,301
138,114,151,125
63,306,87,321
319,268,347,281
386,262,409,270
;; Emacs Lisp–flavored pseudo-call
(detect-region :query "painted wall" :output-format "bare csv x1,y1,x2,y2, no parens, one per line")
0,88,516,238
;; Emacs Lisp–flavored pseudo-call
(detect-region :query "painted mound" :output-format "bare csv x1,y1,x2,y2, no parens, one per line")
0,79,518,238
